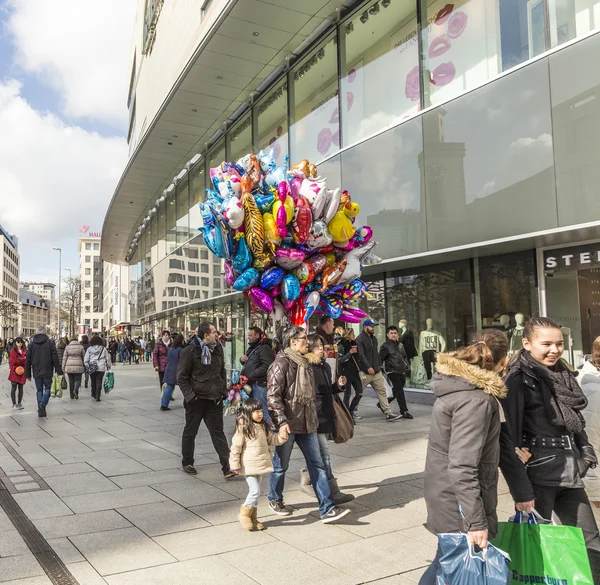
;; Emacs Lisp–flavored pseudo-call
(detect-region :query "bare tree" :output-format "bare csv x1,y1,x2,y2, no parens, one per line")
0,298,20,338
61,276,81,338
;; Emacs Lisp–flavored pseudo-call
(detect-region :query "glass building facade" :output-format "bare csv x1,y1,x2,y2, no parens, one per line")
123,1,600,381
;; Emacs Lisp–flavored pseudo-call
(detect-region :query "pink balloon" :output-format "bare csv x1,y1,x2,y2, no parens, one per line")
339,311,362,323
249,288,274,312
270,285,281,298
224,261,235,286
275,248,305,270
290,175,303,199
344,306,368,318
277,181,290,201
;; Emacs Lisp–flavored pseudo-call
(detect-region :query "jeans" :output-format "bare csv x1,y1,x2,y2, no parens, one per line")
120,350,127,363
251,383,271,425
269,432,334,517
534,484,600,579
361,372,392,414
34,377,52,406
10,382,23,405
317,433,334,480
161,383,175,408
181,398,230,472
343,376,363,413
244,475,262,508
388,373,408,412
418,543,442,585
67,373,82,398
84,371,89,388
90,371,104,400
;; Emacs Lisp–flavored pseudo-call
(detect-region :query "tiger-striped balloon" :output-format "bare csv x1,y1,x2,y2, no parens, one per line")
242,192,265,256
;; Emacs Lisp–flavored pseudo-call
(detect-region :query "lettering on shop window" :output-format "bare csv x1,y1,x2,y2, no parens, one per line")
544,246,600,271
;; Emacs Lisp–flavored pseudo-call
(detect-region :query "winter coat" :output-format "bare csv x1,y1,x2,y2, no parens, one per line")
25,334,61,379
356,331,381,373
108,341,118,354
163,346,184,386
308,353,342,435
241,339,274,386
379,339,410,375
152,339,169,372
84,345,111,373
267,352,318,434
81,342,90,355
56,342,67,368
579,360,600,499
177,340,227,403
229,423,287,476
338,338,360,380
62,341,86,375
9,348,27,385
499,357,594,502
424,353,506,539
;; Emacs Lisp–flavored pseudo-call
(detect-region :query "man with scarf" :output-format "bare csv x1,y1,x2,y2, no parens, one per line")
178,322,235,479
266,325,351,524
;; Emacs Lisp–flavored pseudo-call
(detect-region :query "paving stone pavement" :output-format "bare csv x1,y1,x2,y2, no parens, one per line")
0,361,488,585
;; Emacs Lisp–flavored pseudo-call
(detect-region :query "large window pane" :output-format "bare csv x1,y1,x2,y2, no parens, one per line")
176,177,190,246
550,33,600,226
189,160,205,232
423,58,557,251
157,198,166,262
547,0,600,48
209,141,225,170
341,0,419,146
256,81,288,168
166,189,177,254
290,35,339,163
150,214,158,267
228,111,252,162
341,117,425,258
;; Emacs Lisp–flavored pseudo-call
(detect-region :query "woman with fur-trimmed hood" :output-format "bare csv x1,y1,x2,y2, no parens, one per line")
419,329,509,585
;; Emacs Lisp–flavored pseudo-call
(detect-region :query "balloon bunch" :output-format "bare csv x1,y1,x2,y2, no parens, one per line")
223,372,252,415
199,149,382,325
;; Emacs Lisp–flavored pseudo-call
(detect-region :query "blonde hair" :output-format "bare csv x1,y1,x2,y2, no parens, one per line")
342,328,355,340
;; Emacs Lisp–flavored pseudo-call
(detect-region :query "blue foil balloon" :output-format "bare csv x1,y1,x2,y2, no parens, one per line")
254,192,275,213
233,268,260,291
281,273,301,302
232,236,252,273
261,266,284,289
319,296,343,319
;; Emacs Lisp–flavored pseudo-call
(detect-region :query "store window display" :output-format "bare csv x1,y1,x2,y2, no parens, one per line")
419,318,447,379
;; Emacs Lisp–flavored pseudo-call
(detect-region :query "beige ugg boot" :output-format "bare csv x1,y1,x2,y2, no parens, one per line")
238,505,254,531
300,468,317,498
251,507,265,530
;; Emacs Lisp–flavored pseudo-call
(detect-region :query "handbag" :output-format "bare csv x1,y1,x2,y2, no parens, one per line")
61,376,68,390
103,371,114,393
351,356,368,384
15,366,24,376
332,394,354,444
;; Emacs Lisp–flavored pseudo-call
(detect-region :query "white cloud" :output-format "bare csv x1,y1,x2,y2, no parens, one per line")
0,80,127,281
6,0,137,129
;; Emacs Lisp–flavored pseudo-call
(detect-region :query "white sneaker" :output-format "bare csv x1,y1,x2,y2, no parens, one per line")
12,404,18,410
17,403,24,410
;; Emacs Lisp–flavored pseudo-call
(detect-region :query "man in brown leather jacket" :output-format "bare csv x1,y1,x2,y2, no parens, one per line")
266,325,350,524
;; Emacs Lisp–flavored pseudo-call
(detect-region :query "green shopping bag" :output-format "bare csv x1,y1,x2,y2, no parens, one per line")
51,374,60,396
103,371,114,393
492,511,593,584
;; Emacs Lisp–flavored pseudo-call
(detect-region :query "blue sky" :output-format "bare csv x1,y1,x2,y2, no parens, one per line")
0,0,135,283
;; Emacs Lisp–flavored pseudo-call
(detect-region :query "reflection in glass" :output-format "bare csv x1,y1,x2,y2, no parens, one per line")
157,204,166,263
290,36,339,163
256,81,288,168
550,33,600,226
176,177,190,246
150,215,158,267
341,118,425,258
386,260,473,388
166,189,177,254
341,0,419,146
189,161,205,232
423,59,556,250
547,0,600,48
208,141,225,171
228,112,252,163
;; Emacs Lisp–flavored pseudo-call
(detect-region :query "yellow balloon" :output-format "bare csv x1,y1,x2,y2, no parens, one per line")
324,252,337,266
328,210,357,243
263,213,281,248
242,192,265,256
273,195,294,225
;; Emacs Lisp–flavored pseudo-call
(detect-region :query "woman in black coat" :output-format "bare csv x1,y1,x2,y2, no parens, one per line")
338,328,363,420
304,333,354,505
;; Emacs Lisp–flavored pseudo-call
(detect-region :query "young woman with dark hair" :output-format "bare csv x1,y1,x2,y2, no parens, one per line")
420,329,509,584
500,316,600,580
84,335,111,402
160,334,184,411
8,337,27,410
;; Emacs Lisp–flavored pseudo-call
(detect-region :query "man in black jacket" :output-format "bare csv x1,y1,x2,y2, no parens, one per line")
25,327,62,418
356,319,402,422
379,326,413,419
240,326,274,425
177,322,234,478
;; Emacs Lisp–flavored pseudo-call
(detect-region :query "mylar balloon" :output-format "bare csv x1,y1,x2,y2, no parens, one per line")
273,195,294,238
275,248,305,270
339,310,362,323
260,266,284,289
293,261,315,285
328,209,357,244
344,306,368,319
281,273,301,302
253,250,275,271
232,236,252,273
249,288,274,313
263,213,281,249
308,220,333,249
304,291,320,321
338,240,377,284
222,197,244,229
307,253,327,274
255,192,275,213
224,261,235,287
270,299,285,321
319,297,343,319
242,191,265,256
352,226,373,248
324,188,341,224
292,197,312,244
319,260,347,292
233,267,260,291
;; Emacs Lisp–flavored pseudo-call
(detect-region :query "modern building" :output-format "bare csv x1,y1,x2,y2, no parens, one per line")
18,289,50,338
78,235,103,333
0,223,20,339
21,282,56,332
102,262,132,335
103,0,600,391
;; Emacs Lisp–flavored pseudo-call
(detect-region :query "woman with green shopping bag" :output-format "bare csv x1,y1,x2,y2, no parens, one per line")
499,316,600,581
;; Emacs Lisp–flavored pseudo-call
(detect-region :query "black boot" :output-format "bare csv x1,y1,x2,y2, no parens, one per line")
329,478,355,504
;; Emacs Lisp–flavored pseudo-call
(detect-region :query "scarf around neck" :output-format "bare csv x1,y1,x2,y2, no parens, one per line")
199,340,217,365
283,347,315,406
519,350,588,434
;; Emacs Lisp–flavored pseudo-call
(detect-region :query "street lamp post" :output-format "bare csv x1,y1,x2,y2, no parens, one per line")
53,247,61,337
64,268,72,336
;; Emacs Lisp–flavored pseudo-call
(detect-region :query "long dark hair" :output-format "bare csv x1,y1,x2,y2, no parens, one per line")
236,398,270,440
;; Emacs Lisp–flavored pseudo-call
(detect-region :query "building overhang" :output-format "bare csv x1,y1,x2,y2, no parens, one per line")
102,0,356,265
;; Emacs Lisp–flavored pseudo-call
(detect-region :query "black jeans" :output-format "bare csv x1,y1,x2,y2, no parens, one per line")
10,382,23,405
67,373,82,398
158,371,165,390
343,376,363,413
422,350,437,379
388,373,408,412
534,484,600,579
90,371,104,400
182,398,230,472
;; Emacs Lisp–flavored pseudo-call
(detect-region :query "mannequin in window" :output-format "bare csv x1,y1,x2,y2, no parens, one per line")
499,314,512,340
509,312,526,353
419,318,446,380
399,320,418,361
